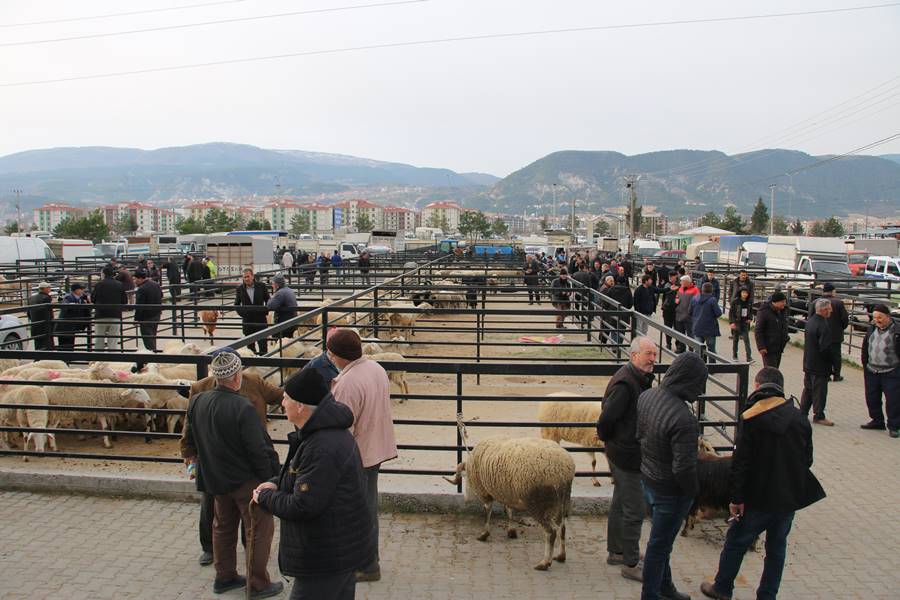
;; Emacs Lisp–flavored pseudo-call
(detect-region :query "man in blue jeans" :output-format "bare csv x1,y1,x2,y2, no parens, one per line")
636,352,709,600
700,367,825,600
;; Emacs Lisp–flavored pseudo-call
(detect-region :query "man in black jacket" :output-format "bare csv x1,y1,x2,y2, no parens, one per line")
183,352,280,597
659,271,680,350
550,269,574,329
860,304,900,437
809,283,849,381
701,368,825,600
633,275,657,335
234,268,270,355
186,252,207,298
754,292,789,368
597,337,657,582
91,266,128,351
56,283,90,352
637,352,708,600
523,254,543,305
801,298,834,426
254,368,374,600
27,282,54,350
164,259,181,301
729,270,755,302
133,270,163,373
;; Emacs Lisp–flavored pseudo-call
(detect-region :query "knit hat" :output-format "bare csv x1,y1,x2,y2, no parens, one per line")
822,282,835,292
273,274,286,286
771,291,787,303
134,269,148,279
326,328,362,361
70,283,85,291
872,304,892,316
210,352,242,379
283,368,329,406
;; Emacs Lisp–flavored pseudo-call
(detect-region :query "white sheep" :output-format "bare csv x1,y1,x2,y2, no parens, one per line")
14,386,54,457
537,391,605,487
2,360,69,377
121,371,192,434
0,358,21,373
386,302,432,337
368,352,410,399
445,436,575,571
42,380,152,448
272,340,319,379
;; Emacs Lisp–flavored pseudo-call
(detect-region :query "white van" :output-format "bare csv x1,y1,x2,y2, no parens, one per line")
0,236,55,261
864,255,900,288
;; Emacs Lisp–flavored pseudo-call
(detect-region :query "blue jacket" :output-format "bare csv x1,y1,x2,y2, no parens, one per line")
690,293,723,338
331,253,343,267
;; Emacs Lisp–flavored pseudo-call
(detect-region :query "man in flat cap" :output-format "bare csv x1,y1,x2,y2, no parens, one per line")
27,281,54,350
182,350,281,598
327,328,397,583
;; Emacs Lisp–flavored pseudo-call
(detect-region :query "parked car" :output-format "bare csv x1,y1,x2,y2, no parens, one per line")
864,255,900,288
0,314,30,351
653,249,686,259
848,250,870,276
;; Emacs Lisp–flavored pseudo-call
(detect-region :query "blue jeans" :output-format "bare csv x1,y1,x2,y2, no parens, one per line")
697,335,717,354
712,508,795,600
641,486,694,600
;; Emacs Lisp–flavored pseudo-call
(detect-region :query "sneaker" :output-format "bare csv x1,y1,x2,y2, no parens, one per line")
213,576,246,594
890,429,900,438
606,552,625,565
860,420,886,430
813,418,835,426
251,581,284,599
621,560,643,582
356,569,381,582
700,581,731,600
198,550,213,566
661,588,691,600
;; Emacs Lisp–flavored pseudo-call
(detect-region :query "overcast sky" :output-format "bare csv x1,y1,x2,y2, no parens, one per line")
2,0,899,176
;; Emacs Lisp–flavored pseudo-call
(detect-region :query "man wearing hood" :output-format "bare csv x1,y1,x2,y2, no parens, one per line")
254,368,375,600
700,367,825,600
636,352,708,600
690,282,723,356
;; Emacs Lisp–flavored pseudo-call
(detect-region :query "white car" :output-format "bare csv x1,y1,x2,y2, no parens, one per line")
0,314,30,351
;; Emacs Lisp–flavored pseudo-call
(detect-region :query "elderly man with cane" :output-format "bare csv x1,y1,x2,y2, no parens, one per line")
182,351,282,598
254,368,375,599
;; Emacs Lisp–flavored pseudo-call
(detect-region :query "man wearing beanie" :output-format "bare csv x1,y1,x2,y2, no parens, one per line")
327,328,397,582
182,351,282,598
810,283,849,381
754,291,790,368
254,368,375,599
860,304,900,438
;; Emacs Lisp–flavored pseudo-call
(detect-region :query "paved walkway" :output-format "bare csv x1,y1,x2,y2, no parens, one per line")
1,342,898,599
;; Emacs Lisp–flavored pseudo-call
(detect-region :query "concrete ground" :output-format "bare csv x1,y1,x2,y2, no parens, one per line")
1,337,898,599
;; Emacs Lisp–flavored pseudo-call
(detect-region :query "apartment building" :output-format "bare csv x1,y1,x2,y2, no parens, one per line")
33,203,85,231
382,206,416,231
421,201,462,232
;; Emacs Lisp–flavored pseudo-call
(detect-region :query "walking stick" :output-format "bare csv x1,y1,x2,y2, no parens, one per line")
246,500,257,600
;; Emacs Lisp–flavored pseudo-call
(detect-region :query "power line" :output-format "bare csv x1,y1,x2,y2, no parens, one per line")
0,0,257,28
0,0,429,48
3,2,899,86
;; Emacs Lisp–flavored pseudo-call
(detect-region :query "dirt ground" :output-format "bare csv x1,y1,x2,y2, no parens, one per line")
1,287,737,497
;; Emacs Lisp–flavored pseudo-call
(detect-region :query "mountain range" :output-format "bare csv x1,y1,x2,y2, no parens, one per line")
2,142,899,219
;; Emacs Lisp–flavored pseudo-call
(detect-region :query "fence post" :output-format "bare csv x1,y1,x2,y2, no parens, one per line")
456,369,463,494
321,309,329,349
196,356,208,380
373,289,380,338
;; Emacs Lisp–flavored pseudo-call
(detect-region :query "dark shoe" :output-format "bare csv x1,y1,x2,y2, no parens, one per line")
700,581,731,600
251,581,284,599
606,552,625,565
661,588,691,600
356,569,381,582
213,576,246,594
833,375,844,382
890,429,900,438
198,550,213,566
860,420,886,430
813,418,835,427
621,560,643,582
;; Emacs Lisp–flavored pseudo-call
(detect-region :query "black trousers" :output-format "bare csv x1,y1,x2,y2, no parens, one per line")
525,280,540,303
362,464,381,574
829,343,843,378
800,372,829,419
762,351,783,369
135,320,159,370
32,323,53,350
662,309,675,348
674,320,691,353
864,367,900,430
242,322,269,355
289,570,356,600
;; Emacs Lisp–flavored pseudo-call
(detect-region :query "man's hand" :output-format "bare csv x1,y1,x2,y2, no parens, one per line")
252,482,277,504
729,503,744,518
729,323,736,330
759,348,768,356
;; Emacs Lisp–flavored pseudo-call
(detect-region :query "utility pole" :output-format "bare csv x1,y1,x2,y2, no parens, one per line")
769,184,776,236
552,183,558,227
13,189,22,232
570,195,576,244
625,175,639,252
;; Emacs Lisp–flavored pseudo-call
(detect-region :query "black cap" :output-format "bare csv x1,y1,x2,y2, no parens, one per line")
70,283,85,291
771,291,787,302
822,283,835,292
134,269,148,279
284,368,329,406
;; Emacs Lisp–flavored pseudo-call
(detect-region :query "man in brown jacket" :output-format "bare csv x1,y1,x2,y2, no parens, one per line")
181,350,283,567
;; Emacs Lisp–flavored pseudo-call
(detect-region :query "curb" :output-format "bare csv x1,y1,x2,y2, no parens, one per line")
0,469,612,515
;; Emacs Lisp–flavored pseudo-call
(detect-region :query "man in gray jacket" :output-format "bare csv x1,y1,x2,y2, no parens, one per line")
636,352,708,600
266,273,298,337
801,299,834,426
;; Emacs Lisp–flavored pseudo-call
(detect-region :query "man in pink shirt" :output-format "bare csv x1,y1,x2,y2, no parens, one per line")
327,329,398,583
